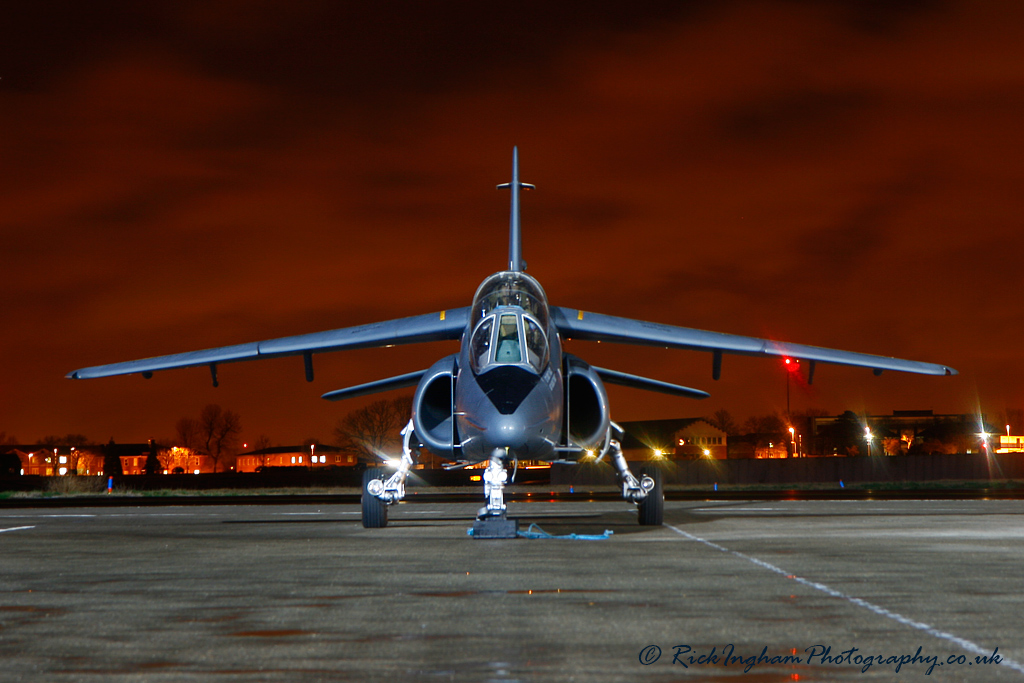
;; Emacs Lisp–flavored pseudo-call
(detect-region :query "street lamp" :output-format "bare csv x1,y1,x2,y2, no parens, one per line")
978,430,990,453
788,426,796,458
783,357,799,418
864,427,873,457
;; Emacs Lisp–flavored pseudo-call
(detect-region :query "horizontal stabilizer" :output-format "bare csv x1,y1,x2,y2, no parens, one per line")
321,370,426,401
594,367,710,399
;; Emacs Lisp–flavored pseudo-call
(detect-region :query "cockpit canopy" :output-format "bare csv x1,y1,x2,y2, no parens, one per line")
470,271,549,330
469,272,550,374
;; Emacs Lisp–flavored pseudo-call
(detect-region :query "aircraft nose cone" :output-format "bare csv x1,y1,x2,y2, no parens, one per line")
486,417,528,450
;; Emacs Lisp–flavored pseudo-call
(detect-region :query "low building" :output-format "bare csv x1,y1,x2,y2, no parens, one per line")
6,445,102,476
724,435,791,459
997,435,1024,453
116,444,159,475
618,418,727,461
235,444,355,472
5,443,227,475
807,410,995,456
153,446,220,474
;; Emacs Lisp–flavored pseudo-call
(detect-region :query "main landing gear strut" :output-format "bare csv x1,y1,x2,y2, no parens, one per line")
361,420,417,528
608,439,664,526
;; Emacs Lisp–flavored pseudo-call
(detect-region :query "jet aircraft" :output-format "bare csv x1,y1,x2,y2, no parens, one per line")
68,149,956,537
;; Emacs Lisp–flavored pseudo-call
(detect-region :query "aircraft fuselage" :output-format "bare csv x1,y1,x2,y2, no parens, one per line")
454,271,563,464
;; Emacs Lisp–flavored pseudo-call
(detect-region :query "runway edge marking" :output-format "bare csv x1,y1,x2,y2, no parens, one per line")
0,526,36,534
665,524,1024,676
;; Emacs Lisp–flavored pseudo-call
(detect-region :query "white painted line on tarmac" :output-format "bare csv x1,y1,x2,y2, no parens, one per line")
1,513,202,519
266,510,449,517
690,506,984,514
0,514,96,518
0,526,35,534
692,507,778,511
666,523,1024,676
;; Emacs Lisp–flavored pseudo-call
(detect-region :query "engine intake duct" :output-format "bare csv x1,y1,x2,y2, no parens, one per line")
412,355,460,458
563,354,610,449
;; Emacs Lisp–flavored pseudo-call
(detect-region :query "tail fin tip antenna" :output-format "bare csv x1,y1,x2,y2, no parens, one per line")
497,146,534,272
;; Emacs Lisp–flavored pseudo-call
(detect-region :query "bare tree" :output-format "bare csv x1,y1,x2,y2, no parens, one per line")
38,434,92,473
741,413,786,436
197,404,242,473
252,434,273,469
76,449,103,475
788,408,830,444
157,447,176,473
39,434,90,448
707,409,738,436
334,396,413,464
160,446,198,474
175,417,202,451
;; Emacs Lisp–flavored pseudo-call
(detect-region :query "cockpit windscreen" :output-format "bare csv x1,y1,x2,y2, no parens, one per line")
470,272,549,330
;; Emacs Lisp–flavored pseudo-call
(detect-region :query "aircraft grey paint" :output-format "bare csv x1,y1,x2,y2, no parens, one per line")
68,148,956,533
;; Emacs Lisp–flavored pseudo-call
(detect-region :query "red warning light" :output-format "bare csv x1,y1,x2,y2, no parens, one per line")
784,357,800,372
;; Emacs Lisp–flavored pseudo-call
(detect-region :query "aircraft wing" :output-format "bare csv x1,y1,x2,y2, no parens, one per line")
551,307,956,377
67,308,470,380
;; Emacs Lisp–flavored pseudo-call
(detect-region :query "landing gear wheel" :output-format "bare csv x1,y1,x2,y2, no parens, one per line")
361,467,388,528
637,465,663,526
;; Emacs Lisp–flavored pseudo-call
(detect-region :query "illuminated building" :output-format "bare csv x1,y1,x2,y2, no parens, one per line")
235,444,354,472
5,446,102,476
808,410,997,456
617,418,727,461
997,435,1024,454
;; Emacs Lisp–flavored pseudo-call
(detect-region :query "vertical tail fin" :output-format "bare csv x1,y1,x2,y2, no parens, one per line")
496,146,534,272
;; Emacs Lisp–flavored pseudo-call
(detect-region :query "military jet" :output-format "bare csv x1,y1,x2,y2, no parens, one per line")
68,149,956,537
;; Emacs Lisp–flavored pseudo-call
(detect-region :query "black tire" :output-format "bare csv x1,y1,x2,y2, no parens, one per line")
362,467,388,528
637,465,664,526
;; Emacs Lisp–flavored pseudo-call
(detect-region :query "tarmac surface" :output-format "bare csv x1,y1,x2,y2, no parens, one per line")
1,498,1022,682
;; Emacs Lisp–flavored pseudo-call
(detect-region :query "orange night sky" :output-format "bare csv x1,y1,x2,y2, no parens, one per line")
2,2,1022,445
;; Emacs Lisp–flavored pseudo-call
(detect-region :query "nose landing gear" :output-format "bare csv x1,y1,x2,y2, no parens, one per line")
471,451,519,539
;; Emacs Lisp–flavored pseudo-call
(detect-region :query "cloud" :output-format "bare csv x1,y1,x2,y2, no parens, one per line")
3,1,1022,441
